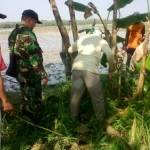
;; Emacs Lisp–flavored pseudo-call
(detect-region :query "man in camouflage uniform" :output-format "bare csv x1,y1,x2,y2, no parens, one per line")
8,10,48,119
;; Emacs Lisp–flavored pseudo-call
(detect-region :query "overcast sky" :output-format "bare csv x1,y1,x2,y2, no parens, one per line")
0,0,148,22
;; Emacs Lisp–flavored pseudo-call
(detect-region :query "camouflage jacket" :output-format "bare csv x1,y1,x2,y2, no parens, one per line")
8,24,47,80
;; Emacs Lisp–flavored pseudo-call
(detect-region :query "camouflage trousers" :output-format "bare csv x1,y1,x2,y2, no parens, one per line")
17,71,42,115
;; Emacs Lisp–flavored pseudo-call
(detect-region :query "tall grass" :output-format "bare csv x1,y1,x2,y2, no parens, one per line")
1,74,150,149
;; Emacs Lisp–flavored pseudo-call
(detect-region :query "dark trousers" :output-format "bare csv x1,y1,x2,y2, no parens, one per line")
126,48,136,67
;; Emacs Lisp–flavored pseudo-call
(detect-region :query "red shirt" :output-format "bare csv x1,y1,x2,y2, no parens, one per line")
0,48,7,71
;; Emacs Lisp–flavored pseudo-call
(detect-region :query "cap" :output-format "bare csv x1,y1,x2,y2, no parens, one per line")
0,13,7,19
22,9,42,24
133,12,140,16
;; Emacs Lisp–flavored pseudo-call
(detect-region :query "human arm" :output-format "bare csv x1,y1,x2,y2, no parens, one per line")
101,40,115,74
125,27,130,49
141,25,145,42
15,32,48,84
0,74,14,112
0,46,13,111
30,51,48,85
68,41,78,60
68,41,78,54
142,25,145,37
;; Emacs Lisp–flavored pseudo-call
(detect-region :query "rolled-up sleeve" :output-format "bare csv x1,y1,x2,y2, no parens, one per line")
68,41,78,54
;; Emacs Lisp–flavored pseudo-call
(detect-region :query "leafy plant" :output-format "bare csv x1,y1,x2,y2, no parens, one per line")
117,13,149,28
108,0,134,11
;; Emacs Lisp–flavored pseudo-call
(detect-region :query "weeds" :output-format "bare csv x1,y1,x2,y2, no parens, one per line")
1,74,150,150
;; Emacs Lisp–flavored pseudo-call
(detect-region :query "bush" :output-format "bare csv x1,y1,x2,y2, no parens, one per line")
1,75,150,149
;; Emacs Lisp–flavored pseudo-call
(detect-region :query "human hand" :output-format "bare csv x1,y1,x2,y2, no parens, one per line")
42,77,48,86
2,101,14,112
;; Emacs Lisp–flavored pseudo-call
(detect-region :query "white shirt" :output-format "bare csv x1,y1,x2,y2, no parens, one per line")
69,34,113,74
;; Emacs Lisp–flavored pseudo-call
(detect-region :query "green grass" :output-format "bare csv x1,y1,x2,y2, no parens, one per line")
1,74,150,150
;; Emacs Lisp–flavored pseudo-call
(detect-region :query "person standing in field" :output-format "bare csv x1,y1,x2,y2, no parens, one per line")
125,13,145,66
7,10,48,120
68,30,114,123
0,13,13,112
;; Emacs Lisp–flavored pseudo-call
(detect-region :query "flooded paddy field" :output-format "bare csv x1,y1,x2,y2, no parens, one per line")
0,26,63,64
0,26,126,90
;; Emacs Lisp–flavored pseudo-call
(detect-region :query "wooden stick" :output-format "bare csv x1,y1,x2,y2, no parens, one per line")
135,25,150,98
111,0,117,52
67,0,78,41
48,0,72,78
134,0,150,98
15,115,77,141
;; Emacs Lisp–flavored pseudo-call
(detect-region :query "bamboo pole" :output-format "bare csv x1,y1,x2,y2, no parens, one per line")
111,0,121,97
66,0,78,41
135,30,149,98
48,0,72,78
134,0,150,98
111,0,117,53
